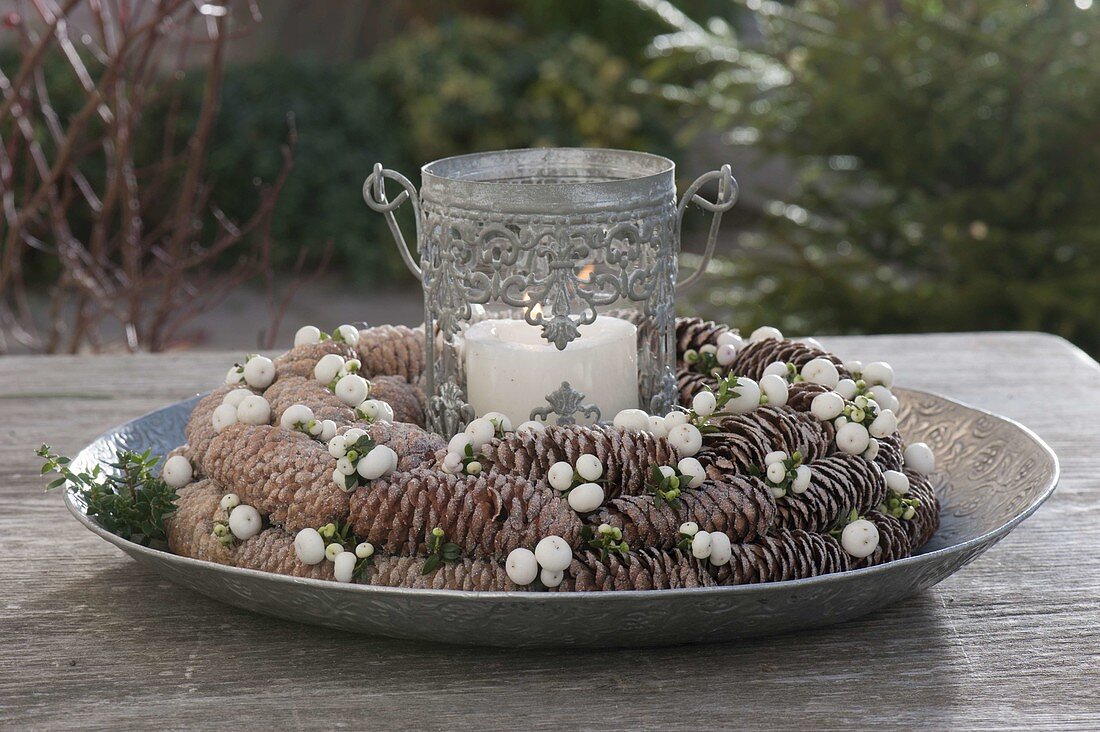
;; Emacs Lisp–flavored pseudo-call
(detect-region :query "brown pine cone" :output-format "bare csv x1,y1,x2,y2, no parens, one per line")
709,529,851,585
359,421,446,472
480,424,678,500
554,548,715,591
698,406,834,477
369,375,426,427
675,316,733,363
772,453,887,533
364,555,520,591
677,367,716,407
234,527,336,581
853,511,913,569
165,478,235,564
203,423,348,532
594,475,774,548
348,468,582,558
265,375,355,425
785,381,831,413
903,470,940,550
184,385,248,467
355,324,425,383
729,338,849,382
873,433,905,473
273,340,357,382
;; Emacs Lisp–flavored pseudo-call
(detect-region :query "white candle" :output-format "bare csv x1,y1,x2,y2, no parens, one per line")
464,315,639,427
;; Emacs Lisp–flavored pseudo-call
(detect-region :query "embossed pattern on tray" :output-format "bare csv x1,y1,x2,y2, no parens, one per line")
65,388,1058,648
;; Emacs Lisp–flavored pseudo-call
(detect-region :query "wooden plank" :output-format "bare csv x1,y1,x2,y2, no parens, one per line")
1,332,1098,730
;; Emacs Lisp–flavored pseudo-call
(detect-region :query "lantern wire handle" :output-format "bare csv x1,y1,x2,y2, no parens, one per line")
675,164,738,291
363,163,423,281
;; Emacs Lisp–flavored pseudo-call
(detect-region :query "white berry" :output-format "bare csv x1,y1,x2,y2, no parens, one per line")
677,457,706,488
863,438,881,461
862,361,895,388
225,366,244,385
716,343,738,366
162,455,193,488
357,446,395,480
663,410,690,428
766,462,787,484
725,377,761,415
679,521,700,537
547,461,575,491
567,482,605,513
717,331,743,349
841,519,880,558
836,421,871,455
482,411,513,433
759,374,789,406
464,417,496,448
765,450,787,465
613,408,652,433
328,435,348,458
869,385,900,413
843,360,863,377
334,374,369,406
465,460,482,475
540,568,564,588
336,457,356,475
334,324,360,346
448,432,474,456
835,378,858,400
762,361,788,379
280,404,315,431
355,542,375,559
884,469,911,495
792,465,812,494
441,452,463,474
314,353,345,384
904,442,936,475
801,358,840,389
750,326,783,342
505,548,539,585
708,531,732,566
869,409,898,439
320,420,338,441
648,415,669,439
575,454,604,482
344,428,366,442
294,528,323,561
294,325,322,346
658,465,676,479
333,551,356,583
219,493,240,510
810,391,845,421
691,531,713,559
692,391,717,418
357,399,394,423
667,423,703,457
325,542,343,562
212,403,239,432
534,535,573,572
228,504,262,540
223,388,253,408
236,395,271,426
516,420,546,436
243,356,275,389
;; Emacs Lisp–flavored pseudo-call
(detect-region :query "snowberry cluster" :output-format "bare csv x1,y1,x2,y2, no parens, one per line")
758,450,812,499
546,454,606,513
684,325,784,376
212,388,272,432
441,413,513,475
210,493,262,545
327,428,398,491
645,459,706,507
831,510,881,559
294,323,360,348
616,406,706,457
225,354,276,390
279,403,338,442
293,522,374,583
505,535,573,588
676,522,733,566
809,370,900,457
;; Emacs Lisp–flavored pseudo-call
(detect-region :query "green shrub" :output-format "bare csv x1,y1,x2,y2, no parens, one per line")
652,1,1100,352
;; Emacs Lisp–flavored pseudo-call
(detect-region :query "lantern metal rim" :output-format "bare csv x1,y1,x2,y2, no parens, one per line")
420,147,677,213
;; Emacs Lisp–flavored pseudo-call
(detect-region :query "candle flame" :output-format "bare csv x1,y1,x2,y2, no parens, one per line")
579,263,596,282
529,302,544,319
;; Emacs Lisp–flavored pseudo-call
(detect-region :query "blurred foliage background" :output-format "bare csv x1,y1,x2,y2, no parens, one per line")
4,0,1099,353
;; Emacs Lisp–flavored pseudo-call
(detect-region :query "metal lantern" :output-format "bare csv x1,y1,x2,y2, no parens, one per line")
364,148,737,436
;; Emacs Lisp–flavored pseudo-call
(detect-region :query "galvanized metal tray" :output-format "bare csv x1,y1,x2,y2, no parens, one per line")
64,388,1058,648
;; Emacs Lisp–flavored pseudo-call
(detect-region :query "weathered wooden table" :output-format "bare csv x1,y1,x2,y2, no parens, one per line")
2,333,1097,729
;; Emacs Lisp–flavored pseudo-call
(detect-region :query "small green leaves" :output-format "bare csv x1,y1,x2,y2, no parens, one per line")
581,524,628,561
878,494,922,520
828,508,862,540
684,348,722,377
646,465,683,508
422,527,461,574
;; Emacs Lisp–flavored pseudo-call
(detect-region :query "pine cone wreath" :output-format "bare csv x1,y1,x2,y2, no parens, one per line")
274,340,357,382
347,468,582,559
852,511,913,569
479,424,678,500
365,554,520,591
593,475,774,548
903,470,941,550
368,375,426,427
729,338,849,382
203,424,350,532
355,324,425,383
773,454,887,533
552,548,715,592
709,529,851,586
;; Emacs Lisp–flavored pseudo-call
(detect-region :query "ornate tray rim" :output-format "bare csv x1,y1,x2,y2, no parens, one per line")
63,387,1059,605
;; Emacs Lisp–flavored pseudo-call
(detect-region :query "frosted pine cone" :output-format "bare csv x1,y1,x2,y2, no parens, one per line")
709,529,850,585
358,421,446,472
480,424,678,500
348,468,582,558
274,340,357,382
265,375,355,425
165,478,234,564
675,316,733,363
772,454,887,533
233,527,336,580
698,406,834,477
355,325,425,383
369,375,426,426
365,555,519,591
785,381,831,412
677,367,715,407
730,338,849,382
853,511,913,569
554,548,715,591
873,433,905,473
593,475,774,548
904,470,940,550
184,385,246,467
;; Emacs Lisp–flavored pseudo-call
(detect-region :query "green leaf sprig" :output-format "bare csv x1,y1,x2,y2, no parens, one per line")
38,444,177,547
827,509,862,540
680,372,746,433
647,464,685,508
422,527,461,574
581,524,629,560
683,346,723,377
